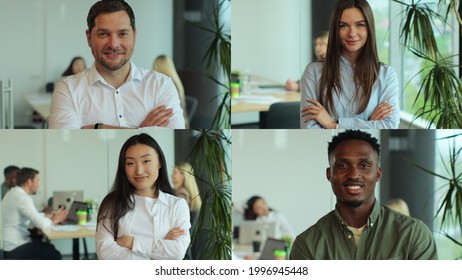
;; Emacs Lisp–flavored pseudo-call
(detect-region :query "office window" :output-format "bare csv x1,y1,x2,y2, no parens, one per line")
434,130,462,259
369,0,390,64
399,3,456,119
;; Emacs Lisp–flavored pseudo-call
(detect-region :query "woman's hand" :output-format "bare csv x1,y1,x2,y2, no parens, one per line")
301,99,337,128
117,235,134,250
285,79,300,91
164,227,185,240
369,101,393,120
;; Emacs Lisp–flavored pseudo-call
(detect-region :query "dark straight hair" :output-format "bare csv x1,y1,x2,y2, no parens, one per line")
319,0,380,116
87,0,136,35
97,133,174,240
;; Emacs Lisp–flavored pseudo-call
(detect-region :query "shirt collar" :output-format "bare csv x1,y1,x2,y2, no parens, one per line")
340,54,353,69
334,199,380,229
87,60,141,87
157,190,169,206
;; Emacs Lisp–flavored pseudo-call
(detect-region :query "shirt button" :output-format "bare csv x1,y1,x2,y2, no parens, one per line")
348,235,352,239
119,115,122,118
370,223,374,227
116,91,119,94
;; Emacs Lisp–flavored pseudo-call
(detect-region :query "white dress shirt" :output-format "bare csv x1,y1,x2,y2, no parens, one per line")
1,187,53,251
95,191,191,260
300,55,400,129
48,61,185,129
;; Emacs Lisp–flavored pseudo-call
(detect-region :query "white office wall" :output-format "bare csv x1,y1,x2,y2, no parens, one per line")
0,129,174,255
0,0,173,126
232,129,380,237
232,0,310,83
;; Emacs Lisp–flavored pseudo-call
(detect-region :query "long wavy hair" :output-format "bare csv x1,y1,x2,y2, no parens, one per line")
319,0,380,116
97,133,174,240
175,162,202,211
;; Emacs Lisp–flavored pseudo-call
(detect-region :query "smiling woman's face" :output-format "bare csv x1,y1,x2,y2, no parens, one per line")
125,143,160,198
338,7,368,60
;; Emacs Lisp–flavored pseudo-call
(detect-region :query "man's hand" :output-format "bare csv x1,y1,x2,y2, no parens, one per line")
139,105,173,128
369,101,393,121
52,206,69,224
164,227,185,240
301,99,337,128
117,235,134,250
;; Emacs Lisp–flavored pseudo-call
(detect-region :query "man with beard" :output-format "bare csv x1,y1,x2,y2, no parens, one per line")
290,130,437,259
49,0,184,129
2,168,68,259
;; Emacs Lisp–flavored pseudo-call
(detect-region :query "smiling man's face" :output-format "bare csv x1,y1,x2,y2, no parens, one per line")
326,139,381,208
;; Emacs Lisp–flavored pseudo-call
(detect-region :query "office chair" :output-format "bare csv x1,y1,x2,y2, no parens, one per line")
266,102,300,129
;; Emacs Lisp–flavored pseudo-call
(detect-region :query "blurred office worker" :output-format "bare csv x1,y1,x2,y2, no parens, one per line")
285,31,329,92
244,195,294,240
290,130,437,260
49,0,184,129
2,168,68,259
1,165,19,200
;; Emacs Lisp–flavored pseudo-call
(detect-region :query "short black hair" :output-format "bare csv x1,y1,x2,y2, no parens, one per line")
328,130,380,158
16,167,39,187
4,165,19,176
87,0,136,34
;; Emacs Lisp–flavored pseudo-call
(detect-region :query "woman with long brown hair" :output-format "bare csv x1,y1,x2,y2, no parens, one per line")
95,133,190,259
300,0,399,129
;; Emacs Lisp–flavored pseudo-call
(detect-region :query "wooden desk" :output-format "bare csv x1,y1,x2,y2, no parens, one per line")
231,75,300,113
42,224,96,260
25,94,51,128
231,75,300,127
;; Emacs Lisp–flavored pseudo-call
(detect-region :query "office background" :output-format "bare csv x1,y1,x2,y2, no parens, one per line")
0,0,230,129
0,0,173,127
0,129,175,256
232,129,462,259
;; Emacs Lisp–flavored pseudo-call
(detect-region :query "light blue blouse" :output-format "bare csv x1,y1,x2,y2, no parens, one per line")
300,55,400,129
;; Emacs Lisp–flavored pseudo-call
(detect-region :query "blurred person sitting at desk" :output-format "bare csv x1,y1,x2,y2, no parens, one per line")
386,198,410,216
290,130,437,260
1,165,19,200
285,31,328,92
244,195,294,241
171,162,202,214
1,167,68,259
300,0,399,129
153,55,190,128
48,0,184,129
62,56,87,77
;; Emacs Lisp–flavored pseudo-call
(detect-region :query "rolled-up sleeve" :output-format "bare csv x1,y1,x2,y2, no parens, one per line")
48,80,82,129
157,78,185,129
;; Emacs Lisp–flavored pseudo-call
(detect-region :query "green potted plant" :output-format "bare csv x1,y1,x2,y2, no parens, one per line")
405,133,462,259
186,0,231,129
392,0,462,128
187,129,232,260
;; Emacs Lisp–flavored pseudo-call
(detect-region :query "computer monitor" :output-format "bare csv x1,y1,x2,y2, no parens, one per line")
52,190,84,210
238,220,276,245
259,238,287,260
65,201,89,225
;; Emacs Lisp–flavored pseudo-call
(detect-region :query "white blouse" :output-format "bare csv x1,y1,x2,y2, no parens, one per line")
96,191,190,260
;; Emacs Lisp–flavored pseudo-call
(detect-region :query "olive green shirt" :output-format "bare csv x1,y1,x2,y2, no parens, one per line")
290,201,438,260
